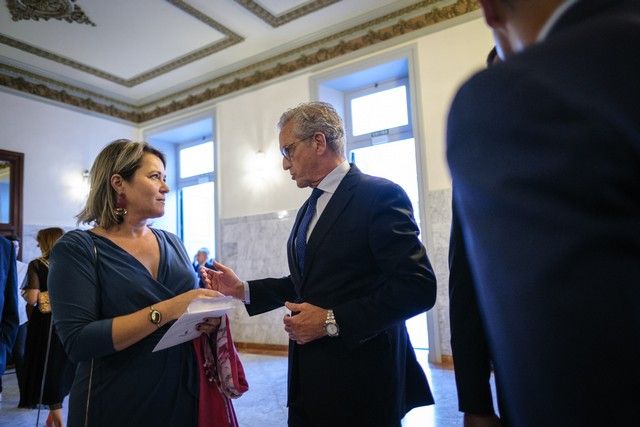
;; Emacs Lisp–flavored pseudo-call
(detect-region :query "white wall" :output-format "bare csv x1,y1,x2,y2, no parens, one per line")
216,74,313,219
415,18,492,191
0,91,137,226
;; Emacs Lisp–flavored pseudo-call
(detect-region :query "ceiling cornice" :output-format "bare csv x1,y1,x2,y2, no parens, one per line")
0,0,480,124
234,0,341,28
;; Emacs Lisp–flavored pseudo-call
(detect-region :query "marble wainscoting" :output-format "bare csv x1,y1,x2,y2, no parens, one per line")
424,188,453,357
219,210,298,346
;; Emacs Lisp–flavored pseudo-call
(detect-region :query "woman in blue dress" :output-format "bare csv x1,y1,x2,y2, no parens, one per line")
49,139,235,426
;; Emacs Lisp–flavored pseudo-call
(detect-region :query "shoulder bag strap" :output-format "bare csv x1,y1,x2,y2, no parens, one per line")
85,243,98,427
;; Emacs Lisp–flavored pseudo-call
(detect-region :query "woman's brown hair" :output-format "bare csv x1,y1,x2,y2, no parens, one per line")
76,139,165,229
36,227,64,259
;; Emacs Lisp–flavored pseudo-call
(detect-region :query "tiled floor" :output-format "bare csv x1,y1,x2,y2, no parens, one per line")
1,350,485,426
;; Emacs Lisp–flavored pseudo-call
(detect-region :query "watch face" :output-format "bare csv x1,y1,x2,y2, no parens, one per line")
326,323,338,336
150,310,161,324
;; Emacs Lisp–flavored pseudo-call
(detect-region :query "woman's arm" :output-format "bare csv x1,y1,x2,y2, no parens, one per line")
23,262,40,306
110,288,221,351
49,233,221,361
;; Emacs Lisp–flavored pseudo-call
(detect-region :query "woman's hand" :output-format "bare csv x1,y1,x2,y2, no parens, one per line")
161,288,223,323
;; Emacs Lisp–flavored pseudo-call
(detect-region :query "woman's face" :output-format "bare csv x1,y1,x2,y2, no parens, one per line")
121,153,169,220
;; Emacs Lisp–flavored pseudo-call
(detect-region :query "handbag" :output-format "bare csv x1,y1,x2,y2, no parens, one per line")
37,291,51,314
37,257,52,314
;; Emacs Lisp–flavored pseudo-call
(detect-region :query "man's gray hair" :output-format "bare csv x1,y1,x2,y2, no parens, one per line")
277,102,345,156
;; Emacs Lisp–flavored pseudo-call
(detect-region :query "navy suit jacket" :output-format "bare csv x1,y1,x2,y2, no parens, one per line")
247,164,436,424
449,195,499,416
0,236,19,375
447,0,640,424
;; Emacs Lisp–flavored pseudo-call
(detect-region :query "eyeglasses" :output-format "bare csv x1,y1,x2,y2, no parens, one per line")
280,136,312,160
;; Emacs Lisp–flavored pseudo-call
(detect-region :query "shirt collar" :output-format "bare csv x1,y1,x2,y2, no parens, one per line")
536,0,580,42
316,160,350,195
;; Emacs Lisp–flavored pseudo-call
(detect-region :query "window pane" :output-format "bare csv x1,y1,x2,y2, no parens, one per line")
180,141,214,178
350,86,408,136
0,161,10,223
181,181,215,261
350,138,419,225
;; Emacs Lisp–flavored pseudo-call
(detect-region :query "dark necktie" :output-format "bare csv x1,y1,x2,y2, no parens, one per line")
295,188,323,272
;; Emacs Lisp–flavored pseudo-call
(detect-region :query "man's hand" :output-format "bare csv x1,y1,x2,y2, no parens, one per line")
283,301,328,345
200,261,245,300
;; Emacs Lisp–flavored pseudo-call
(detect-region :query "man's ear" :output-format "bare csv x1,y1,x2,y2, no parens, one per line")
313,132,328,155
478,0,507,29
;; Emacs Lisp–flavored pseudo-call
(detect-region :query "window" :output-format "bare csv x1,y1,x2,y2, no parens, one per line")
177,140,216,260
345,78,413,150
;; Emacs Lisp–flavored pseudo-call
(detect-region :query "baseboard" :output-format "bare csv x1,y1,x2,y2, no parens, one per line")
438,355,454,368
235,342,288,356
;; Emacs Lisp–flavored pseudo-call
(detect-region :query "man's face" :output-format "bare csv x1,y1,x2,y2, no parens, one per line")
196,252,207,264
279,121,319,188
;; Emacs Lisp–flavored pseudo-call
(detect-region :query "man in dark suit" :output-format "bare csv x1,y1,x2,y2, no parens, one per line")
0,235,19,400
449,197,503,427
207,101,437,426
447,0,640,425
449,47,505,427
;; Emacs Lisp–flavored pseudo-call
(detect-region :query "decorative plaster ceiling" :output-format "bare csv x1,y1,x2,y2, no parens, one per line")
0,0,479,123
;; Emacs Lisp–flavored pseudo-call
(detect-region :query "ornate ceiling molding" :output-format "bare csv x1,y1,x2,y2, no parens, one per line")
6,0,96,26
0,0,244,87
0,62,136,109
234,0,341,27
0,0,480,123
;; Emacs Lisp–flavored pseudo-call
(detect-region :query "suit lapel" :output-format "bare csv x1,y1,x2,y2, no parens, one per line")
301,165,360,282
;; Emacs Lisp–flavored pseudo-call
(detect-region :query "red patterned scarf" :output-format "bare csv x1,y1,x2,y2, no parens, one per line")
193,315,248,427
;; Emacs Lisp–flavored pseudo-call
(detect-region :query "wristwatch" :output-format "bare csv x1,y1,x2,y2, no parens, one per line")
325,309,339,337
149,306,162,328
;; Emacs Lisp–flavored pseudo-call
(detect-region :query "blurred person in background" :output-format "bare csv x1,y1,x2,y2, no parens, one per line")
20,227,74,427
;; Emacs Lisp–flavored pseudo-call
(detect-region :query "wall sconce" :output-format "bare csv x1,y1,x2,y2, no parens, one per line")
245,148,278,188
253,150,269,177
79,169,90,200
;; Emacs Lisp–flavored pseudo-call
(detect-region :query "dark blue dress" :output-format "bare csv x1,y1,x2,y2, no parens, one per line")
49,229,199,427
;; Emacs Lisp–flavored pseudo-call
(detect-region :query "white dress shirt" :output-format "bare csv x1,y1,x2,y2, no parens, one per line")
305,160,350,241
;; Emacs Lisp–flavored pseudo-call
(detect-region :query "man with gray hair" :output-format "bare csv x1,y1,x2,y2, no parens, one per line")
447,0,640,424
206,101,437,426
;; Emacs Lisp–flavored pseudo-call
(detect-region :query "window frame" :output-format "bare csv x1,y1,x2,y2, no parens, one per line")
176,138,217,257
344,77,413,152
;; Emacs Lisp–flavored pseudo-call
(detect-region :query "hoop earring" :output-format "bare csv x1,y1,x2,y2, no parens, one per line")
114,193,127,223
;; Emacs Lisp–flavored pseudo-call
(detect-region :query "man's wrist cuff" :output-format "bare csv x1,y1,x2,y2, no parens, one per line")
242,280,250,304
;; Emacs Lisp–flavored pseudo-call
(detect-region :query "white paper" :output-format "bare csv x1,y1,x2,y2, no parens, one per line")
152,296,235,352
